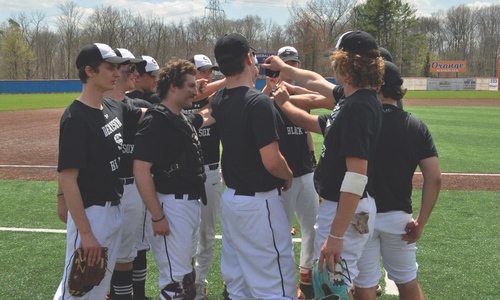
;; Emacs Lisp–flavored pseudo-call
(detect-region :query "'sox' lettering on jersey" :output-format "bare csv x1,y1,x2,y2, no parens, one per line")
198,127,211,137
287,126,304,135
122,143,134,154
102,117,123,137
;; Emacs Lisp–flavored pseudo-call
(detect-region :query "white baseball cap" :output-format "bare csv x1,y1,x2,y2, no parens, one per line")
114,48,147,70
190,54,220,71
277,46,300,63
140,55,160,76
75,43,129,69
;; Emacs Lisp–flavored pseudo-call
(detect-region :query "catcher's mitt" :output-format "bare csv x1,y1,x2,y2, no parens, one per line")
312,259,350,300
68,247,108,296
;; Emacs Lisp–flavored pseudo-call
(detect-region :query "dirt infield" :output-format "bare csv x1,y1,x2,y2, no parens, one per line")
0,98,499,191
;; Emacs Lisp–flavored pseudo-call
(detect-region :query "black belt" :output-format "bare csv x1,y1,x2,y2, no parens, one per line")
234,188,281,196
174,193,199,200
207,163,219,171
120,178,134,185
94,200,120,207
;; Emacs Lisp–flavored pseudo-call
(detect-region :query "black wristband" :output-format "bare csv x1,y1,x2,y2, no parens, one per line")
152,215,165,222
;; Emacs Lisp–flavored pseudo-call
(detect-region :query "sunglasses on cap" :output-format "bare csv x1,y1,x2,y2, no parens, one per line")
121,64,137,74
279,50,298,58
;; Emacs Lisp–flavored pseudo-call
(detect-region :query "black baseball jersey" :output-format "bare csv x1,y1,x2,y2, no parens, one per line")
333,85,403,109
126,90,160,104
133,107,203,194
374,104,438,213
182,98,221,165
274,103,312,177
211,86,285,192
58,99,143,208
316,89,382,202
115,96,152,178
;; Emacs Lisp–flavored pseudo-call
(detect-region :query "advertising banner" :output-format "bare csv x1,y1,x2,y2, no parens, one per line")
430,60,467,73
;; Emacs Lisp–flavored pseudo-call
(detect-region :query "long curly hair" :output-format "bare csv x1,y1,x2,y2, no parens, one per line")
331,50,384,88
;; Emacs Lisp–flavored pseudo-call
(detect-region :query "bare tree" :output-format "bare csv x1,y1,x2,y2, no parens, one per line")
287,0,354,74
56,1,83,79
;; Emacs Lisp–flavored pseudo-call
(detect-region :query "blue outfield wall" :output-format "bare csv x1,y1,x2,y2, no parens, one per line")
0,78,338,94
0,80,82,94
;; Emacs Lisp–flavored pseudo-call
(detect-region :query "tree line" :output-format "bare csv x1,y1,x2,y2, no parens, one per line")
0,0,498,80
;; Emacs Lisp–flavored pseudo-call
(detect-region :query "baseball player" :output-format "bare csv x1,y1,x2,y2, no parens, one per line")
264,30,384,293
102,48,152,300
184,54,223,300
126,54,161,300
210,33,297,299
264,46,319,287
126,55,161,104
133,58,214,300
354,61,441,300
54,43,145,300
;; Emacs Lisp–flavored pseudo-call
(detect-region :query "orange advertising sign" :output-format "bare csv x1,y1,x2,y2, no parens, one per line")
430,60,467,73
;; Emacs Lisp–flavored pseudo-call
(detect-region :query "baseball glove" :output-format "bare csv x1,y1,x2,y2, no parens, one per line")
68,247,108,296
312,259,350,300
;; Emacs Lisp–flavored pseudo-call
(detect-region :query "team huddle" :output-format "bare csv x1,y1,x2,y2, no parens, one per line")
54,31,441,300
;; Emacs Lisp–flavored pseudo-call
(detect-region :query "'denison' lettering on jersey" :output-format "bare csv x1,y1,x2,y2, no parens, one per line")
102,117,123,137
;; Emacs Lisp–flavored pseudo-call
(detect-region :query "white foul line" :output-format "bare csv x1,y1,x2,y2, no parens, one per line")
1,165,498,177
0,227,65,233
2,226,399,295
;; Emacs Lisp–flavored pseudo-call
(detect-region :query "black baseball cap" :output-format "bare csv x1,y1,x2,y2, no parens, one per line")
114,48,147,70
214,33,255,62
379,47,393,62
383,61,403,88
75,43,129,69
335,31,380,59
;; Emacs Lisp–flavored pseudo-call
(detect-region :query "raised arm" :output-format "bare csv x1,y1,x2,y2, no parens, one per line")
194,78,227,101
263,55,336,99
273,86,321,134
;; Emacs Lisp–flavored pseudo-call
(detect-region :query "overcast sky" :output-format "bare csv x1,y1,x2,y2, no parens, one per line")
1,0,499,28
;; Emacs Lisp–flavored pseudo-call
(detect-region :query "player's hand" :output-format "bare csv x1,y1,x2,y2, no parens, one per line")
57,195,68,223
402,220,423,244
281,81,297,94
80,232,102,267
196,79,208,94
273,85,290,107
152,215,170,236
262,55,286,72
318,235,343,273
281,176,293,192
265,76,279,90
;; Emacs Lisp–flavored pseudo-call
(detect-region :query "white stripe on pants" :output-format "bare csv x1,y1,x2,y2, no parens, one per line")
54,203,123,300
281,172,318,272
195,166,222,284
220,187,296,300
149,193,200,290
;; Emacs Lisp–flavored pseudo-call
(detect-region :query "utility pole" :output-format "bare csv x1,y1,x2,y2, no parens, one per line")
205,0,225,20
205,0,226,43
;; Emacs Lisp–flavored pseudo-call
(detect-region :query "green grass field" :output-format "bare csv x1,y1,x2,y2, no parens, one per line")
0,181,498,299
0,91,499,299
0,90,498,111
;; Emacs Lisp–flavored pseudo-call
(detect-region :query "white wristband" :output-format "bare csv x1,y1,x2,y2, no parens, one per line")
329,234,344,240
340,171,368,197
